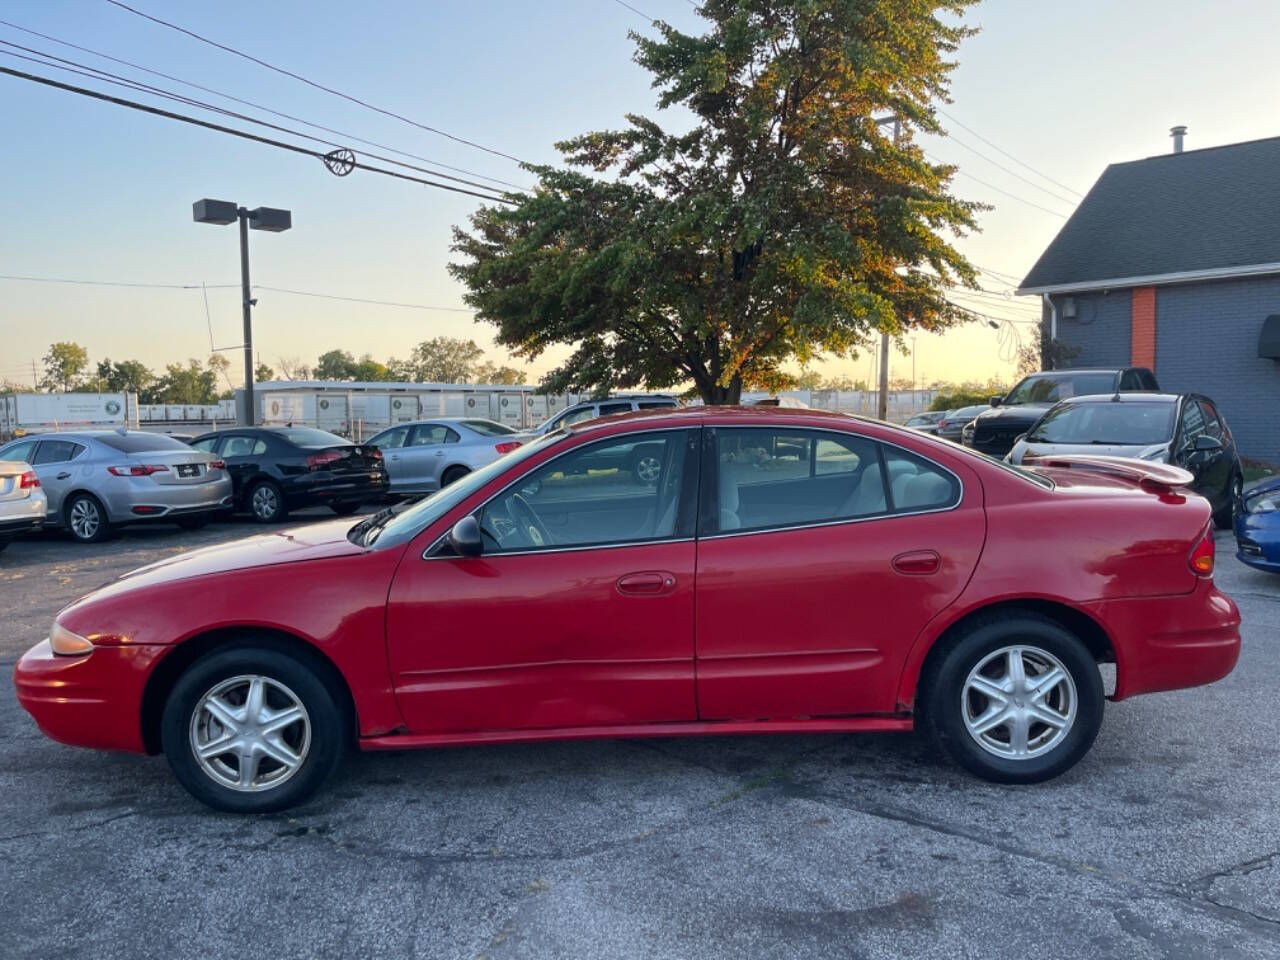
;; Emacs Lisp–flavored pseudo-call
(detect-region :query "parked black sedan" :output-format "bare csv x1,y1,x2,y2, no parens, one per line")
1007,392,1242,528
189,427,389,522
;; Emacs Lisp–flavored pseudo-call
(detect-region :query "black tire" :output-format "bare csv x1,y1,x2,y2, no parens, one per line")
329,501,361,516
64,492,112,543
919,613,1103,784
177,516,211,531
160,643,349,814
441,465,469,488
247,480,288,523
1214,472,1242,530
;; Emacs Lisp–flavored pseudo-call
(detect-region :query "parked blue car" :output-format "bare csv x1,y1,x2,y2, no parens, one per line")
1235,475,1280,572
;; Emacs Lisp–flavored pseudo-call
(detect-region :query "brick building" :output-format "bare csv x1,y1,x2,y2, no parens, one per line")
1018,130,1280,465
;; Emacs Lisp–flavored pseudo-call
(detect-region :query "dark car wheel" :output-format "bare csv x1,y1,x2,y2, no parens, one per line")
330,501,361,516
1215,472,1243,530
920,613,1103,784
65,492,112,543
161,644,348,813
441,465,470,488
248,480,288,523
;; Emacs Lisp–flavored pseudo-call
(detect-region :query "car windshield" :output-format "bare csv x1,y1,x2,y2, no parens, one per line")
357,431,562,548
272,428,349,447
98,432,192,453
1026,401,1176,446
1003,373,1118,405
461,419,517,436
948,405,988,420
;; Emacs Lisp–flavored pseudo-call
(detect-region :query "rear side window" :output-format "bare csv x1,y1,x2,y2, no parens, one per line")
222,436,268,457
881,448,961,512
0,439,38,463
99,432,192,453
33,440,84,465
597,402,633,418
638,400,677,410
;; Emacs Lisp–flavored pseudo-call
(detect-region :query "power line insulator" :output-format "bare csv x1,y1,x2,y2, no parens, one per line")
322,148,356,177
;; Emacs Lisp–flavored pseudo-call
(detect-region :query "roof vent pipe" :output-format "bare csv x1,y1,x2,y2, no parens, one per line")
1170,125,1188,154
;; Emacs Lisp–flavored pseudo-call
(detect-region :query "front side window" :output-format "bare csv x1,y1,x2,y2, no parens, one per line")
477,430,693,552
561,407,599,427
409,424,460,446
1178,400,1207,450
1198,400,1224,440
371,426,410,449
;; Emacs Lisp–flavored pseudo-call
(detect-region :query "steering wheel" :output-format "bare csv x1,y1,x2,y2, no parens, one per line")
508,493,552,548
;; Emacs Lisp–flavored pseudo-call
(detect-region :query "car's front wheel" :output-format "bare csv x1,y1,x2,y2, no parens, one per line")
161,644,348,813
920,613,1103,784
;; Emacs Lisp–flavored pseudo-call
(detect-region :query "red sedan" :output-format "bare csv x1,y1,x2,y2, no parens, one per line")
14,407,1240,812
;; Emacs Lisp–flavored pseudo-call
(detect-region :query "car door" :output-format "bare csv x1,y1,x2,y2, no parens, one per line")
385,427,701,734
397,423,459,493
31,439,87,518
694,425,986,720
370,425,411,492
217,434,266,501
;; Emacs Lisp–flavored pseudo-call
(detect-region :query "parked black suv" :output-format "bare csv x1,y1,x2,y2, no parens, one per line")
965,367,1159,458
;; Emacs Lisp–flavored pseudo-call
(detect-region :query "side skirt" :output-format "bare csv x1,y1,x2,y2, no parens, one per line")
359,715,913,751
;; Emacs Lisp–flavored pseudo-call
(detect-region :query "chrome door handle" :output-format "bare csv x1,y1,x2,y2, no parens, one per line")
56,472,71,480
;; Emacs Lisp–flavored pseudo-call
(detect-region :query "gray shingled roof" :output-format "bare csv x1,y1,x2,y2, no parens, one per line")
1018,136,1280,292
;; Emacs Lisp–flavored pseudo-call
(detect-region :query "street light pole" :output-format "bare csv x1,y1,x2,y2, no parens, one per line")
193,199,291,426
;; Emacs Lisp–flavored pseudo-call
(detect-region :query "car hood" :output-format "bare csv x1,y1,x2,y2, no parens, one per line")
115,518,368,588
1013,440,1168,464
973,404,1050,428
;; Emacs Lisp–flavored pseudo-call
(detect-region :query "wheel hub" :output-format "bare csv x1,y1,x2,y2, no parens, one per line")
961,645,1077,760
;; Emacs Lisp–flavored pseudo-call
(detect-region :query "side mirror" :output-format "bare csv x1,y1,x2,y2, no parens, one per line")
989,395,1004,407
1193,435,1223,453
1013,433,1027,445
448,516,484,557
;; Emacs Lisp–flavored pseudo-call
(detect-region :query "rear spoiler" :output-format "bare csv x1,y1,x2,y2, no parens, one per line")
1024,454,1194,490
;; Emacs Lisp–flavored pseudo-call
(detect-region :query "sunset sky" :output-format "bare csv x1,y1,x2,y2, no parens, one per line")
4,0,1279,390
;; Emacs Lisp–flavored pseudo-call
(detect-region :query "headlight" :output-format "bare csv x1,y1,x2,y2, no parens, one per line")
1248,496,1280,514
50,622,93,656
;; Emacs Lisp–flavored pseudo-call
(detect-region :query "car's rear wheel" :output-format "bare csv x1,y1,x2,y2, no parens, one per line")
160,644,348,813
65,492,111,543
441,465,469,488
248,480,287,523
329,501,361,516
920,613,1103,784
1215,471,1243,530
632,452,662,484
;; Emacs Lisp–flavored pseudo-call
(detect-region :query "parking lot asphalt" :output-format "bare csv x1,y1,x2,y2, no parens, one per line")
2,517,1279,959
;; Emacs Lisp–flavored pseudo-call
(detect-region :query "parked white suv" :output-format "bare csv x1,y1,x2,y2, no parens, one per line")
532,395,679,436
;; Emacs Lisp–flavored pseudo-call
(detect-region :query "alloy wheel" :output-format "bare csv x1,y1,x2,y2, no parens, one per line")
635,455,662,483
69,498,101,541
189,675,311,792
251,485,279,520
961,645,1077,759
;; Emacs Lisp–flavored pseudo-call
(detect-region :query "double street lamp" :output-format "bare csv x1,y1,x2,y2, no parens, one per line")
193,199,292,425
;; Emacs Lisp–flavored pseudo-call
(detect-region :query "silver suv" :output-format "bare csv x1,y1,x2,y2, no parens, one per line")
533,395,679,436
0,430,233,543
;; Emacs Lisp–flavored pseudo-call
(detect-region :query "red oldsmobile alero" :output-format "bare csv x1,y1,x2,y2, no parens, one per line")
13,406,1240,812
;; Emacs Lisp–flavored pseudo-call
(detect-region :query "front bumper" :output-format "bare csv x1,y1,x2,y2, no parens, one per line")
13,639,167,753
1089,580,1241,700
103,475,235,523
1234,510,1280,573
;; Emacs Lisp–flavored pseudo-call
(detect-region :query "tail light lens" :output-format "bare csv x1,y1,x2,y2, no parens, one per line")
107,464,169,477
19,470,39,489
494,441,523,454
1188,523,1216,577
938,420,949,429
208,460,226,470
368,447,384,460
306,450,344,471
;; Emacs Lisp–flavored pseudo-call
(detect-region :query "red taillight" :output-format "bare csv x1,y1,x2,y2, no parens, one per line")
1188,523,1215,577
306,450,344,471
494,441,523,454
19,470,39,489
107,464,169,477
368,447,383,460
209,460,226,470
938,420,949,429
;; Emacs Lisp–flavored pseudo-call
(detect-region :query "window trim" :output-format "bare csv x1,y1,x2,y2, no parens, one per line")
423,425,702,560
700,425,964,541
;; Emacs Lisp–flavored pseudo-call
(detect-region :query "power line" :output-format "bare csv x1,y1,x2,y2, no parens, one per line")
610,0,658,20
254,286,472,312
936,107,1084,198
0,18,529,191
103,0,530,167
926,151,1070,218
939,131,1079,207
0,65,514,203
0,42,520,197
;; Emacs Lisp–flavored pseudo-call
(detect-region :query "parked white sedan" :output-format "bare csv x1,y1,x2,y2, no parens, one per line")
0,459,47,553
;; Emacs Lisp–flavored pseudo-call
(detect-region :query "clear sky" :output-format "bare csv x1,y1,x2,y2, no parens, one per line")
3,0,1279,391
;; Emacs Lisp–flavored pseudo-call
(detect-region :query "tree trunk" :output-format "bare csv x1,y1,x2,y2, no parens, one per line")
701,373,743,406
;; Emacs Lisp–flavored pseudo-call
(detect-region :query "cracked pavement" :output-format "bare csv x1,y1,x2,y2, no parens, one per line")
1,519,1279,959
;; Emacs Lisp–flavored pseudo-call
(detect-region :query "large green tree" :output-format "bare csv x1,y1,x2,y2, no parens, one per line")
314,349,360,380
41,341,89,393
95,358,156,396
401,337,486,383
153,359,218,404
452,0,982,403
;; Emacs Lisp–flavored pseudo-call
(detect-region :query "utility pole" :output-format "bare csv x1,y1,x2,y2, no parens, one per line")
877,118,902,422
31,359,38,390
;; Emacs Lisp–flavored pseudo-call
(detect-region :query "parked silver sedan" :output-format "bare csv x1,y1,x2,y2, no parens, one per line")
0,459,47,552
366,418,529,497
0,430,233,543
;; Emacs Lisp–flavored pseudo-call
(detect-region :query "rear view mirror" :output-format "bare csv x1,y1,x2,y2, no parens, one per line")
448,516,484,557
